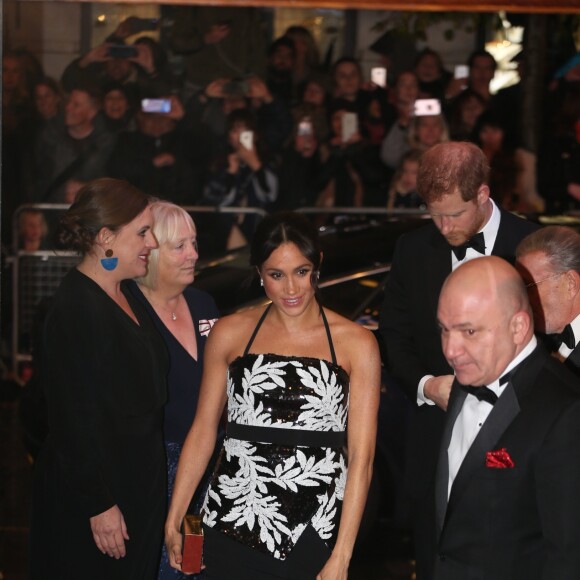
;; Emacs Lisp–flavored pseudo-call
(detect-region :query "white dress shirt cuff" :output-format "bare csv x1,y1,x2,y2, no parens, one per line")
418,375,436,406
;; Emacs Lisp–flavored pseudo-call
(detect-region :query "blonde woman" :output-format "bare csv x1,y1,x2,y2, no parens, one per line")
130,200,219,579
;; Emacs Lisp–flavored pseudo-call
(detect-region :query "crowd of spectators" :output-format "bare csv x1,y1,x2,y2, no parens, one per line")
3,14,580,252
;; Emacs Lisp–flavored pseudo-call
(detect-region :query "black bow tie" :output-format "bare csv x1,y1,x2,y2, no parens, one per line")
451,232,486,261
459,370,513,406
553,324,575,350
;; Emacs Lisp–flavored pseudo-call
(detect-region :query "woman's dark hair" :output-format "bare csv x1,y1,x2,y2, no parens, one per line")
56,178,149,255
414,48,445,75
268,36,296,59
226,108,258,134
250,212,322,286
134,36,168,75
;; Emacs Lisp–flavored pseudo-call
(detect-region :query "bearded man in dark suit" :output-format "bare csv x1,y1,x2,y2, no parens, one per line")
379,141,538,578
516,226,580,376
433,256,580,579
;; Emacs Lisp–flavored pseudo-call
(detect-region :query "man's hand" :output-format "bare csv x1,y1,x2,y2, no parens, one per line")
152,153,176,168
424,375,454,410
130,43,155,75
204,79,228,99
246,76,273,104
79,44,110,68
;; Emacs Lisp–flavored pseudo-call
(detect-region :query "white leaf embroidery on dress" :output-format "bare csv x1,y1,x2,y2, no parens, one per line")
204,356,348,558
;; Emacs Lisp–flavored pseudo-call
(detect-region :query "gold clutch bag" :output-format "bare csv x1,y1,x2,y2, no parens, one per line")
182,514,203,574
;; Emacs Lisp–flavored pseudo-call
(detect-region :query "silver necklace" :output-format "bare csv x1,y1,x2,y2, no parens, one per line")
146,294,179,321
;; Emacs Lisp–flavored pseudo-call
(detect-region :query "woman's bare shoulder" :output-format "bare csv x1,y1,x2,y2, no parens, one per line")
322,307,379,369
207,305,270,352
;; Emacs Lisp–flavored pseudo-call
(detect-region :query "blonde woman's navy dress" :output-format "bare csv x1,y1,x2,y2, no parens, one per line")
202,304,350,579
31,269,168,579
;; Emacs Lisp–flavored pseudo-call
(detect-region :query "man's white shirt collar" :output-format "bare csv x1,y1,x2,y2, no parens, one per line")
451,199,500,270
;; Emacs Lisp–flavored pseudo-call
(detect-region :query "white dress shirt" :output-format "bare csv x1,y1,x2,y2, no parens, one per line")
447,336,538,497
418,199,501,406
558,313,580,360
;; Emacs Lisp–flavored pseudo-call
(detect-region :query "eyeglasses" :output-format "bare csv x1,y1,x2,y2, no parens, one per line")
525,272,563,288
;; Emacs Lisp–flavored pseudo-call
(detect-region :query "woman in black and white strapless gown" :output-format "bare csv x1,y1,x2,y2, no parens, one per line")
165,212,380,580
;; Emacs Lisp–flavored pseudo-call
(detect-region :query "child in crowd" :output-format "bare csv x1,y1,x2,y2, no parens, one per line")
387,150,423,210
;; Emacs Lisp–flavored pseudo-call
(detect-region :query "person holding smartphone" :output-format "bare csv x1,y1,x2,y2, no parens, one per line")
414,48,453,101
275,116,329,210
203,108,278,249
315,101,365,208
108,93,207,205
60,19,170,96
331,57,395,143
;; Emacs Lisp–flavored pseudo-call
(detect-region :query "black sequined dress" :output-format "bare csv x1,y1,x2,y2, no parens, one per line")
202,305,350,579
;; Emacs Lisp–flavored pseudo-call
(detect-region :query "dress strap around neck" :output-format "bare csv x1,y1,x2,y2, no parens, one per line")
243,303,272,356
320,306,337,366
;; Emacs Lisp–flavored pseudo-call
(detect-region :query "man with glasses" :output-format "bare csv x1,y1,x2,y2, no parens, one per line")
516,226,580,375
379,141,538,579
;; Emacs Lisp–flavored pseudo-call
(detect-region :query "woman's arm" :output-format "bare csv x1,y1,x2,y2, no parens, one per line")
164,319,230,570
317,327,381,580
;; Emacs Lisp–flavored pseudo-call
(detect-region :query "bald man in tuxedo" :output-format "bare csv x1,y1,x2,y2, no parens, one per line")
433,257,580,579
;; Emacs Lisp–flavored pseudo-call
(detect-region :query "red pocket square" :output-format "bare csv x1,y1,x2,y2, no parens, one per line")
486,448,515,469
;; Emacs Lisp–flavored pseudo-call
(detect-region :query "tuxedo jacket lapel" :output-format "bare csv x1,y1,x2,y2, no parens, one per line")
566,345,580,374
490,212,512,258
425,231,452,316
434,383,465,533
446,384,521,518
445,346,547,520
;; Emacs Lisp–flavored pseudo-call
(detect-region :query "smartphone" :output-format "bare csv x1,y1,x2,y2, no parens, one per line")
297,118,314,136
371,67,387,88
454,64,469,79
414,98,442,117
141,98,172,114
341,112,358,142
240,130,254,150
130,17,159,33
107,44,138,59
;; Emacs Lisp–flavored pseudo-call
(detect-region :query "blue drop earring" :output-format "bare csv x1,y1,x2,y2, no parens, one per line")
101,248,118,271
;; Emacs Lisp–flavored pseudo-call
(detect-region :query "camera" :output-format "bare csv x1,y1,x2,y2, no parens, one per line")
141,98,172,114
107,44,138,59
222,78,250,98
129,17,159,33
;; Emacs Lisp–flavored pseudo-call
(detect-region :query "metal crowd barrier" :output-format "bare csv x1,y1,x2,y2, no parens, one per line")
9,202,436,377
9,203,268,378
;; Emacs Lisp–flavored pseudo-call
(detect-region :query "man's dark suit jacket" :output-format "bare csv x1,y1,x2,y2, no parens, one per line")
379,208,538,577
380,208,539,500
432,346,580,580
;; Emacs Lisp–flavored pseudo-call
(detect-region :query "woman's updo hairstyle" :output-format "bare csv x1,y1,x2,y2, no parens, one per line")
250,211,322,287
56,178,149,255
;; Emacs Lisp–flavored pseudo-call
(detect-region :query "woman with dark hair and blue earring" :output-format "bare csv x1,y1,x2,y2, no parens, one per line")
30,178,167,579
130,200,219,580
165,212,380,579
